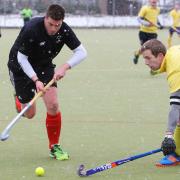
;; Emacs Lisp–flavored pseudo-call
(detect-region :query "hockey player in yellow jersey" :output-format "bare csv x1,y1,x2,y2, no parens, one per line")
141,39,180,166
168,3,180,48
133,0,163,65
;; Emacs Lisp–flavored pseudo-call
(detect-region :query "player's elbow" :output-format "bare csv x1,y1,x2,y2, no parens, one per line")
82,48,87,60
79,44,88,60
137,16,142,23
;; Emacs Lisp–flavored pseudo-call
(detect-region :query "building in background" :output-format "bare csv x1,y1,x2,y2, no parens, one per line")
0,0,178,28
0,0,178,16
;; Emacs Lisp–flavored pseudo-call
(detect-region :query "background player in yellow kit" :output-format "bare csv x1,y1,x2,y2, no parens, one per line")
167,3,180,48
133,0,163,64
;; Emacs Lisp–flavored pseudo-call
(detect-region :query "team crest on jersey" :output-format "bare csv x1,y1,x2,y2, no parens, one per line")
56,35,62,43
39,41,46,46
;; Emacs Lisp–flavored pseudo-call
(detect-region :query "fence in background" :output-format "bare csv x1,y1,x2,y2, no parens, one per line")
0,0,178,28
0,0,178,16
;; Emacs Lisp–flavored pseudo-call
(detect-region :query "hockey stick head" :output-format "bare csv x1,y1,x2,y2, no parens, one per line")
0,132,9,141
77,164,87,177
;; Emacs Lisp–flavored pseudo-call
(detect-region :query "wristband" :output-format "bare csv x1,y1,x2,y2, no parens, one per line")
34,79,39,83
165,134,173,139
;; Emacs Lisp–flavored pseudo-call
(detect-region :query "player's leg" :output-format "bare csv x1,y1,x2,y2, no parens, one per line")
167,34,172,49
133,31,153,64
21,103,36,118
9,70,22,113
146,32,157,41
14,90,36,118
38,64,69,160
168,27,174,48
14,94,22,113
43,86,60,148
133,31,142,64
173,94,180,156
133,50,140,64
43,87,69,160
174,122,180,156
9,70,36,119
176,27,180,42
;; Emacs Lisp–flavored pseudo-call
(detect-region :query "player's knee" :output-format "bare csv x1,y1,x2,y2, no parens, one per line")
48,102,59,113
24,108,36,119
22,104,36,119
24,112,36,119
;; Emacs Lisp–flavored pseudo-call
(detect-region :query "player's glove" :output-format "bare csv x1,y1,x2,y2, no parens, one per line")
161,137,176,156
0,33,1,38
158,25,164,30
157,22,164,30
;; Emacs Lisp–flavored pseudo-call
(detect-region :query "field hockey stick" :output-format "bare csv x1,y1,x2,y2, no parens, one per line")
0,79,55,141
143,17,162,29
171,26,180,34
78,148,161,177
146,20,179,33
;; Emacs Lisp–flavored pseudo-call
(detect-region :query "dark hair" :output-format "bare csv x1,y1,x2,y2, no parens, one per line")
46,4,65,20
141,39,166,57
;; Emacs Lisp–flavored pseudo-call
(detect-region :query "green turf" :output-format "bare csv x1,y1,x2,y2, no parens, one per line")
0,28,180,180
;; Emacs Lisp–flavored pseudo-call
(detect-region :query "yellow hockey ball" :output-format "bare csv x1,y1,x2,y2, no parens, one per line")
35,167,45,177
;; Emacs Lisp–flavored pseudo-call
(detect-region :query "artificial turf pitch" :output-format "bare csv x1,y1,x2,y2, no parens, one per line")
0,28,180,180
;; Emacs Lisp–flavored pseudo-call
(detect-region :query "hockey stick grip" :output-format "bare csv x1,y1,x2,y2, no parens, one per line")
29,79,55,105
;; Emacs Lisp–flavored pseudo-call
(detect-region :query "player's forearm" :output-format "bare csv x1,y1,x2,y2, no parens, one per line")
137,17,150,26
17,51,37,80
61,63,71,71
67,44,87,68
157,18,163,28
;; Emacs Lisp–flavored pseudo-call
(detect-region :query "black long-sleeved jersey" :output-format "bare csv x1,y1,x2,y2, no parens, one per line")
8,17,81,73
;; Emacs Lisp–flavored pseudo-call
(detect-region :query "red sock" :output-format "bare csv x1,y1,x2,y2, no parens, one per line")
46,112,61,149
15,96,22,112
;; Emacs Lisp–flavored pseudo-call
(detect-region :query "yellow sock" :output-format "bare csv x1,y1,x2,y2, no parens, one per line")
167,36,172,48
174,125,180,156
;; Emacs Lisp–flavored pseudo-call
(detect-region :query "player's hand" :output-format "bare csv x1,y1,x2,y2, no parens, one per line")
148,22,154,27
54,68,66,81
35,80,45,93
158,25,164,30
54,63,70,81
161,137,176,156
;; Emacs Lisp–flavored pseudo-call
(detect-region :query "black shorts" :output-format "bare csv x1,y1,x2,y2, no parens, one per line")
9,64,57,104
139,31,157,45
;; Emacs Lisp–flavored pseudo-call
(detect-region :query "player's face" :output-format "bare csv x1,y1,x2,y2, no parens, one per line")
44,16,63,36
142,49,163,70
149,0,158,7
175,4,180,10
